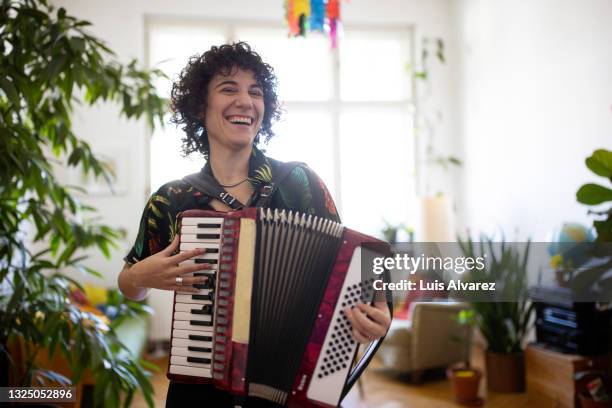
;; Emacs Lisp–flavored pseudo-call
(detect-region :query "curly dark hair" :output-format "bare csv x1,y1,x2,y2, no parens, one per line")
170,42,281,158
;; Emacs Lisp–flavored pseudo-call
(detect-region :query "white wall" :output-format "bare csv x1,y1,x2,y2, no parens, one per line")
50,0,456,339
453,0,612,240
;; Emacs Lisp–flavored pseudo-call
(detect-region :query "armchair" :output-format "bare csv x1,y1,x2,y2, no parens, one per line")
377,301,471,383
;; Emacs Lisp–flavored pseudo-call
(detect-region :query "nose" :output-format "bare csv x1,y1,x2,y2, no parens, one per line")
233,90,254,109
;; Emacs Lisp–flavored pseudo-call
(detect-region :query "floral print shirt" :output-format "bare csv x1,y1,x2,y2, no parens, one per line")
124,147,340,264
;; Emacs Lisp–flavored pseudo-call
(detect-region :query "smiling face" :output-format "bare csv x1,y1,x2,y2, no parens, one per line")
204,67,265,154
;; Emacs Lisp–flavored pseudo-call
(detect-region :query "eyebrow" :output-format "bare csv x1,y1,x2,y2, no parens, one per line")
214,80,263,90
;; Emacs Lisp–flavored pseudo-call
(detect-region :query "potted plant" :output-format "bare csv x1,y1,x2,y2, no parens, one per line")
457,237,534,393
447,308,483,406
0,1,165,406
573,148,612,294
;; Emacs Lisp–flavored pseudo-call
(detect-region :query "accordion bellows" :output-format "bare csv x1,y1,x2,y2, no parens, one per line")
168,208,388,407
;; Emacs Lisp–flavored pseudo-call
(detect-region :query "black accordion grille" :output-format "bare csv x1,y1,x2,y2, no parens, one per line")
247,209,343,402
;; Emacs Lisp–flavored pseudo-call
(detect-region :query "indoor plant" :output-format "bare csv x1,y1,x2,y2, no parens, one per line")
457,236,534,392
447,308,483,406
573,148,612,294
0,0,165,406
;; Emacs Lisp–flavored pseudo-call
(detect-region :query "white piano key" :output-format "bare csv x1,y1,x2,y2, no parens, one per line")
180,242,221,251
175,288,213,296
180,253,219,262
172,329,213,342
172,337,213,349
180,226,221,235
175,303,212,314
171,355,211,368
181,226,223,237
174,311,212,322
181,217,225,226
176,269,217,282
169,364,212,378
174,320,214,332
175,295,213,305
171,346,212,359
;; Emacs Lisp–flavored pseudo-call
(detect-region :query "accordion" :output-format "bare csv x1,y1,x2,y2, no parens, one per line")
167,208,389,407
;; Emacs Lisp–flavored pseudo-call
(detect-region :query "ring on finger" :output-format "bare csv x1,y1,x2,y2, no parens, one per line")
175,276,183,286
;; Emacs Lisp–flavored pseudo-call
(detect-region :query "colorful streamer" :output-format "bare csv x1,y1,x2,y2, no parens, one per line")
310,0,325,32
285,0,344,48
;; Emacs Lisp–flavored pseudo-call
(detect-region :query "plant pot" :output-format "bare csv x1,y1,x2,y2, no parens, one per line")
578,392,612,408
485,351,525,392
447,367,483,406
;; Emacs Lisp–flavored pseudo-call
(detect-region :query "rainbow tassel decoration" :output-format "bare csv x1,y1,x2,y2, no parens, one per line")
285,0,344,48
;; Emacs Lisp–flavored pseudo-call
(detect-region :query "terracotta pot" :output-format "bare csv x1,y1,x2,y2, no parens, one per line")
447,367,483,406
485,351,525,392
579,391,612,408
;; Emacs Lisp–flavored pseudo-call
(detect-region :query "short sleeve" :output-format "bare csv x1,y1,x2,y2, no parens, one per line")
278,165,341,223
124,185,178,264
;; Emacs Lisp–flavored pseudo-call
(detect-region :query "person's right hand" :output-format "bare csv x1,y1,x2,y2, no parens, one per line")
127,235,213,292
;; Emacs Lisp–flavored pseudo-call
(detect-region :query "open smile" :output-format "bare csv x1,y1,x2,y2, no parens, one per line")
225,115,254,127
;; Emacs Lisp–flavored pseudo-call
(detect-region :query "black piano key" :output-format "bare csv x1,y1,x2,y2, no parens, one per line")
192,293,214,301
187,357,211,364
190,320,213,326
196,233,220,239
188,346,212,353
190,305,212,314
194,258,218,264
193,272,215,277
194,280,215,290
188,335,212,342
196,223,221,229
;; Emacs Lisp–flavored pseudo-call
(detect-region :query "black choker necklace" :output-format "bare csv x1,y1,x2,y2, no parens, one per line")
219,178,249,188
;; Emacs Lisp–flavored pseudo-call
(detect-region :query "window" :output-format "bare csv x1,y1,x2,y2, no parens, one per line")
147,19,415,236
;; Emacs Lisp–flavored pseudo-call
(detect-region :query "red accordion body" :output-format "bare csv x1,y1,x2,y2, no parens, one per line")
167,208,388,407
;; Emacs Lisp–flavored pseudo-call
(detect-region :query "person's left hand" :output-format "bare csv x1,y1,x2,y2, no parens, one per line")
344,302,391,343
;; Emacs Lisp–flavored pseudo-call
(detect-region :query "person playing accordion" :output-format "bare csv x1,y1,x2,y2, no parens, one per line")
118,42,391,407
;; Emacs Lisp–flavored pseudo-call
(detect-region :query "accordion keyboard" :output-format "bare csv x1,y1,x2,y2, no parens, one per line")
169,217,224,379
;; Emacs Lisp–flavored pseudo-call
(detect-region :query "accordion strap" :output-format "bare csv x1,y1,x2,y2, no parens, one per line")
182,161,304,210
253,161,304,208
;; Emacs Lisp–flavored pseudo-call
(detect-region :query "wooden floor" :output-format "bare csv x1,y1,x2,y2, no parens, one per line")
131,347,529,408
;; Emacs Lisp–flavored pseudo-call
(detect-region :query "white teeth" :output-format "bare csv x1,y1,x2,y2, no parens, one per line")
227,116,252,125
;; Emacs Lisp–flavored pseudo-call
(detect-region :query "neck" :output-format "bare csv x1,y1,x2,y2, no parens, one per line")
208,144,252,185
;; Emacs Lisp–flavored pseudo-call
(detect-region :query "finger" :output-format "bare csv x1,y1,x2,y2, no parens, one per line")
168,247,206,264
176,262,215,275
374,301,391,312
351,306,385,336
177,275,209,286
357,303,391,326
161,234,180,256
344,307,367,334
352,328,370,344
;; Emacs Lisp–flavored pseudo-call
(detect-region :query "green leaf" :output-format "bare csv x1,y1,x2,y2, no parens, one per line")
447,156,462,166
576,183,612,205
0,77,21,107
41,55,68,82
585,149,612,178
